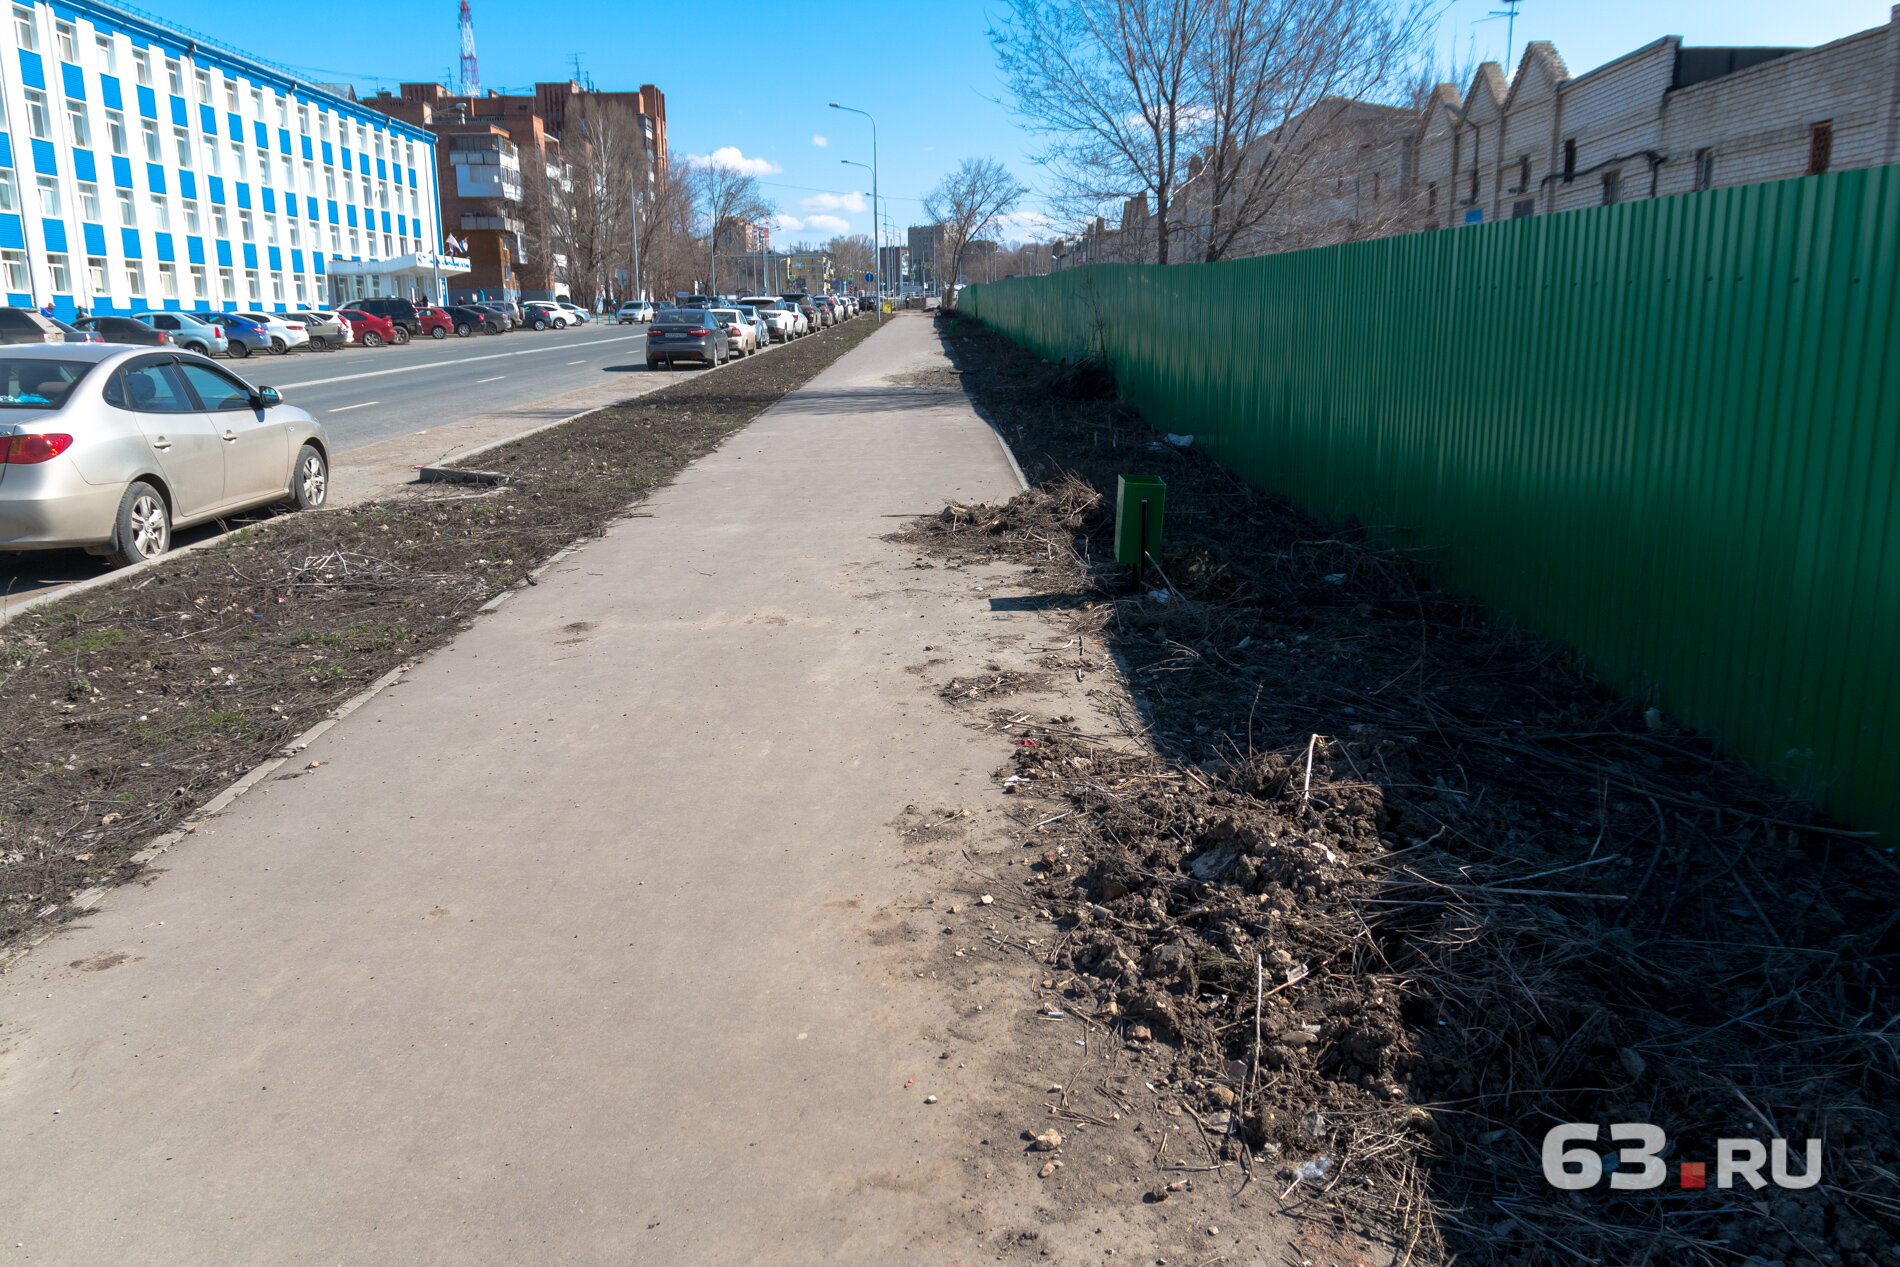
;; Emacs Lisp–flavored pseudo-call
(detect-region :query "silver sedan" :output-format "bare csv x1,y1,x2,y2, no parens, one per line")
0,345,329,567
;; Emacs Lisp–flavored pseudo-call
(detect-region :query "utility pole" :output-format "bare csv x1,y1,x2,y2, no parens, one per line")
830,103,879,322
630,170,642,302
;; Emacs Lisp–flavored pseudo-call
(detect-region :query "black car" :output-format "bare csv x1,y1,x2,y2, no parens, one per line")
71,316,169,347
0,308,75,344
442,305,504,336
468,303,515,331
349,297,420,340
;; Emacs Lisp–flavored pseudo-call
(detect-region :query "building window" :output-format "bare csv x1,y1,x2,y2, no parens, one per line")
225,79,238,112
0,168,15,214
166,58,183,97
1512,198,1535,219
1602,170,1621,205
141,120,161,162
174,127,192,167
151,196,170,231
54,19,75,63
237,209,253,239
1427,182,1437,213
206,142,221,175
250,87,264,117
36,175,60,216
77,181,100,221
133,48,151,88
66,103,90,148
184,200,200,233
219,267,234,300
212,204,228,236
244,269,259,299
23,89,50,141
1562,138,1576,180
11,5,35,51
158,262,177,298
105,109,127,157
1694,148,1714,192
47,253,70,293
257,149,272,185
189,264,206,298
0,250,27,292
116,188,135,223
125,263,144,298
94,33,116,74
1808,121,1833,176
1516,156,1531,194
87,256,108,294
195,69,211,104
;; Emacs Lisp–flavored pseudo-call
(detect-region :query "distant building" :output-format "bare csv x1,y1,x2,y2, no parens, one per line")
778,249,832,291
906,224,944,288
367,80,666,302
0,0,441,317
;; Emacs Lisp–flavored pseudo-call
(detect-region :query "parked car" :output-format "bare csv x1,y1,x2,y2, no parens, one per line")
466,302,515,331
645,310,730,369
131,312,230,356
484,300,523,328
349,298,420,342
779,293,821,329
195,312,270,359
0,308,74,344
0,346,328,566
71,316,170,347
414,306,458,339
557,301,593,325
708,308,756,357
616,301,657,324
521,301,572,330
289,311,353,350
336,309,398,348
741,298,800,342
442,305,504,336
733,305,772,349
232,311,310,355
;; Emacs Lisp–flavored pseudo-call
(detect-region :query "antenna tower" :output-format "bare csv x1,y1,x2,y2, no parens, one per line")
457,1,480,97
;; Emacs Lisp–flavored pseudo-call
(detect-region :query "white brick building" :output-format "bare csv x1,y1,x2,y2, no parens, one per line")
0,0,443,319
1416,6,1900,229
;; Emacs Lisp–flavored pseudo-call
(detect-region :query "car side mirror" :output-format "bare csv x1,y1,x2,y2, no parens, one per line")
254,386,282,408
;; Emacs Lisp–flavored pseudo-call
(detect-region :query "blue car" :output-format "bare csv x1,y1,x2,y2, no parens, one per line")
194,311,270,359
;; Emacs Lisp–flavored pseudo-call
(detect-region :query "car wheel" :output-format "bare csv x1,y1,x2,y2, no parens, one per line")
288,444,328,510
554,318,567,329
269,336,288,355
228,341,251,359
363,332,384,348
392,327,411,345
532,318,547,331
308,336,328,351
430,325,447,339
104,481,171,568
455,323,472,337
184,341,207,354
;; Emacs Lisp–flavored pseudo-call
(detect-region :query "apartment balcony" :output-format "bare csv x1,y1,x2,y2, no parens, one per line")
462,212,524,234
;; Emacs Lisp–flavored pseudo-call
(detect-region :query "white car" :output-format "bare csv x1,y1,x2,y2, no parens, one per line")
617,301,656,324
740,297,805,338
233,311,310,355
707,308,756,356
558,302,593,325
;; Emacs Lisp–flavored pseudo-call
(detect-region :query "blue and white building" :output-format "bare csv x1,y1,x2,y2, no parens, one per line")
0,0,446,318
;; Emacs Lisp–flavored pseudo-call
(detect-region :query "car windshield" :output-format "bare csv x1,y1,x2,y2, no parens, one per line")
0,358,93,409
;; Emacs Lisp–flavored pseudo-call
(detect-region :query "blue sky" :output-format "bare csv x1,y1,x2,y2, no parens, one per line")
149,0,1895,245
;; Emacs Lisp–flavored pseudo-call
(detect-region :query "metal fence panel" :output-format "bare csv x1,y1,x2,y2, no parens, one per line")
964,167,1900,841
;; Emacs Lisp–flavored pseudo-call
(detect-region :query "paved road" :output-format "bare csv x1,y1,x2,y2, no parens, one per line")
0,322,655,600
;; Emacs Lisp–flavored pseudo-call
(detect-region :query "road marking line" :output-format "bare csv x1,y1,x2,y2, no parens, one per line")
328,401,379,413
269,333,643,391
476,375,505,383
567,359,586,364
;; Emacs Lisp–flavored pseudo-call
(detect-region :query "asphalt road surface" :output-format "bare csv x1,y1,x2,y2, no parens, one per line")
0,321,653,600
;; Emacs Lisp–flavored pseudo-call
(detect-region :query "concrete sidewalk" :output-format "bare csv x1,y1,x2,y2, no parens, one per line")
0,317,1047,1264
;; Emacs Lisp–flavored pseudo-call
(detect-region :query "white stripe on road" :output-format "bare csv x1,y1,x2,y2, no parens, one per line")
268,333,644,391
328,400,380,413
476,375,505,383
567,359,585,365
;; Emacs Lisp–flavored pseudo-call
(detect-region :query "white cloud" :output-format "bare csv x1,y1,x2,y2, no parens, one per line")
811,134,829,148
774,213,806,233
799,191,866,213
804,214,852,236
992,210,1058,243
688,146,781,177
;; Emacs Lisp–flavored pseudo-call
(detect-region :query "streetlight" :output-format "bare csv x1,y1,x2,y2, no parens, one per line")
829,102,880,322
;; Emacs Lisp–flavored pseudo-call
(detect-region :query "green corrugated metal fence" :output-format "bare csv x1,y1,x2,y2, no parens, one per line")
964,167,1900,842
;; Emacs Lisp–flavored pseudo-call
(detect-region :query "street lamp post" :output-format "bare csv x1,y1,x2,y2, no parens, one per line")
829,102,879,322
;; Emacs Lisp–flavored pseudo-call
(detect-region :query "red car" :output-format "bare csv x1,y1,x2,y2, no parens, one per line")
337,309,397,348
414,306,457,340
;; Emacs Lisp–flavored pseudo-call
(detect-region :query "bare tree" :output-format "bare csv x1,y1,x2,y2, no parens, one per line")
697,161,773,294
992,0,1205,264
923,158,1028,302
826,234,874,284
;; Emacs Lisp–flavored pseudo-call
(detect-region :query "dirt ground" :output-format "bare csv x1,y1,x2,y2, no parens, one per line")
893,314,1900,1266
0,319,880,958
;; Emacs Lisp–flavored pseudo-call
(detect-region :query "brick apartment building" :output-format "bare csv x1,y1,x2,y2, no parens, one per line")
367,80,665,302
1067,6,1900,264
